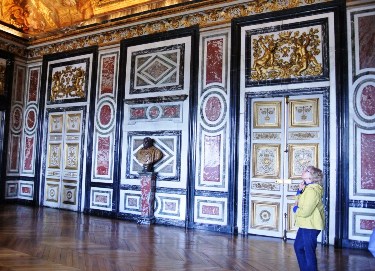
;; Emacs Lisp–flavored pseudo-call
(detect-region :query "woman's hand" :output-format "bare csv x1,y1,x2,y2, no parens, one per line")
298,181,306,191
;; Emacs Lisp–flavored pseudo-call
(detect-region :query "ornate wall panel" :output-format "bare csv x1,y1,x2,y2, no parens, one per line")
124,37,191,99
40,47,96,212
125,131,181,182
348,6,375,245
119,31,194,225
120,190,141,215
46,56,92,105
238,11,334,242
21,66,41,177
155,193,186,221
244,18,329,87
91,50,119,184
7,64,25,175
18,181,34,199
90,187,113,211
5,181,18,198
5,63,28,199
348,207,375,242
194,196,228,226
192,31,230,228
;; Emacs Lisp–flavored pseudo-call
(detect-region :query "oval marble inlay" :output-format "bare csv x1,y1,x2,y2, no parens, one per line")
205,96,222,122
148,106,161,119
360,85,375,117
27,110,36,129
99,104,112,126
12,107,22,130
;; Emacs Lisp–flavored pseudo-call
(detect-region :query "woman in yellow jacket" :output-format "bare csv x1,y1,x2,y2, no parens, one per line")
293,166,324,271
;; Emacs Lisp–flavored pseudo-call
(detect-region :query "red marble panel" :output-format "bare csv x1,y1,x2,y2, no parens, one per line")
15,68,24,102
358,15,375,70
28,69,39,102
163,105,180,118
23,137,34,171
130,107,147,120
202,205,219,215
26,110,36,130
360,85,375,116
10,136,20,170
205,96,222,122
360,219,375,230
96,136,110,175
206,38,223,85
99,104,112,126
21,186,31,194
203,135,221,182
100,56,115,94
140,175,155,216
164,202,176,211
148,106,161,119
128,197,138,207
95,194,108,204
12,107,22,130
361,133,375,189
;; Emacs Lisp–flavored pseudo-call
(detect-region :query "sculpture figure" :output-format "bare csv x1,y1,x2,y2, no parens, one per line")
136,137,163,172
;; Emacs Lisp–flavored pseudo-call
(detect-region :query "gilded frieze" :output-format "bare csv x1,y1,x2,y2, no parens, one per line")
28,0,331,59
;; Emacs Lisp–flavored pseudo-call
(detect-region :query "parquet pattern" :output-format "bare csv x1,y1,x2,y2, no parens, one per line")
0,205,374,271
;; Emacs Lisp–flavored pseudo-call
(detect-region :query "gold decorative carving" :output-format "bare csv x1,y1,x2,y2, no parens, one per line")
46,183,59,202
289,98,319,127
252,144,280,179
251,181,281,191
253,101,281,128
253,132,281,140
65,143,79,170
251,28,323,80
251,200,279,231
48,143,62,169
66,113,82,133
27,0,331,58
50,66,86,102
288,131,319,140
49,114,64,133
288,143,319,179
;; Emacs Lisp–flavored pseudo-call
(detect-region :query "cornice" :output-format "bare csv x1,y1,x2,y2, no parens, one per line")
1,0,332,59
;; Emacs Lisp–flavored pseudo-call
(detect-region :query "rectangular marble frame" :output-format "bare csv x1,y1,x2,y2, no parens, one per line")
90,187,113,211
348,207,375,241
194,196,227,226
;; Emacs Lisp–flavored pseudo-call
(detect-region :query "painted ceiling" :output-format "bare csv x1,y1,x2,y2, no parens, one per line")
0,0,202,41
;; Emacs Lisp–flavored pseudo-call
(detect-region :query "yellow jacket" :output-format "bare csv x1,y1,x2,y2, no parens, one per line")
295,183,325,230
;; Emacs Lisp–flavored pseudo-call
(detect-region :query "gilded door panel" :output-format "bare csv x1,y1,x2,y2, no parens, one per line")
43,110,84,211
248,94,323,239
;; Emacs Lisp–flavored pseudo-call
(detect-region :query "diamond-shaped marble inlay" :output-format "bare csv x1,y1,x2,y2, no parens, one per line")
139,56,175,84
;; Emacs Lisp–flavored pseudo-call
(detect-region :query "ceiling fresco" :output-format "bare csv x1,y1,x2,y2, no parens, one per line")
0,0,198,40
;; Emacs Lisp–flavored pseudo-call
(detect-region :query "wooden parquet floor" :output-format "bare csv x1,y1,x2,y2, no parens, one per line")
0,205,374,271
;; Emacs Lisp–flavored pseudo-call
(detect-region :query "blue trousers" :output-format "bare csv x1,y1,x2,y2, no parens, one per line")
294,228,321,271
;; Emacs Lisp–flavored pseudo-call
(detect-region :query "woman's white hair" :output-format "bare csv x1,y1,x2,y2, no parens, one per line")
305,166,323,184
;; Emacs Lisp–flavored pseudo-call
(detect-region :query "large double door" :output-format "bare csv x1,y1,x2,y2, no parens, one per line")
248,93,324,239
43,108,86,211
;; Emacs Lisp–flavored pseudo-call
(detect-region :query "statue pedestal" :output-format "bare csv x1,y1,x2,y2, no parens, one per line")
137,172,156,225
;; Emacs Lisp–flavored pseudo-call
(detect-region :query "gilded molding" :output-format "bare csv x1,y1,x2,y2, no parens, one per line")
28,0,331,59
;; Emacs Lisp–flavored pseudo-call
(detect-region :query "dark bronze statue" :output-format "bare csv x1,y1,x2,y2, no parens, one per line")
135,137,163,172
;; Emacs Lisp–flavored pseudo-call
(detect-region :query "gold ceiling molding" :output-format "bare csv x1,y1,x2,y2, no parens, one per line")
24,0,331,59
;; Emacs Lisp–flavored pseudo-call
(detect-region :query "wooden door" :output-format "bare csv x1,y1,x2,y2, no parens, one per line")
43,109,84,211
248,94,324,239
